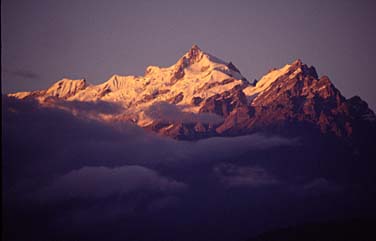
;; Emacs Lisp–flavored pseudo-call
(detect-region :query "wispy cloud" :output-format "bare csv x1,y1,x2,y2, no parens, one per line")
144,101,224,124
4,68,40,80
38,165,187,201
214,163,279,188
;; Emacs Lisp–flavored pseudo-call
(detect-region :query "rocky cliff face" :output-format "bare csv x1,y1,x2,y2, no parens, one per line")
198,59,362,138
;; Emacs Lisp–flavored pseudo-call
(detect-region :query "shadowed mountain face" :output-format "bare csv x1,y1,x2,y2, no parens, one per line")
3,46,376,241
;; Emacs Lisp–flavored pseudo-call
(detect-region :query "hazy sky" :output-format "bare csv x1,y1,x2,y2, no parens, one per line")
2,0,376,109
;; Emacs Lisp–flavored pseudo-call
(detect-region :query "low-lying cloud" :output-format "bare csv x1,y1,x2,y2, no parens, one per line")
38,165,186,201
144,101,224,124
214,163,279,188
52,99,126,115
4,96,356,241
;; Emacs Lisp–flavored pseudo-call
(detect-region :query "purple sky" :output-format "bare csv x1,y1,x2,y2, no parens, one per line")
2,0,376,109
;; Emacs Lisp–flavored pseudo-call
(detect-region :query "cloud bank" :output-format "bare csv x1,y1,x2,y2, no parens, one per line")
144,101,224,124
214,163,279,188
39,165,186,201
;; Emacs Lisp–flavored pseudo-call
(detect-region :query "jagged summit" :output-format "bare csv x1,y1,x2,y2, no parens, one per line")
290,58,319,79
291,58,303,66
190,44,200,51
175,44,205,69
243,59,320,98
46,78,87,98
186,44,203,61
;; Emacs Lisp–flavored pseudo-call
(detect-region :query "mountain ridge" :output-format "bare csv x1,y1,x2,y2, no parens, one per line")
7,45,375,140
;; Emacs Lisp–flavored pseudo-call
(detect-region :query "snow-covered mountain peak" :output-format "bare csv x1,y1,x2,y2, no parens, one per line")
9,78,87,100
26,45,247,117
243,59,320,99
291,58,303,66
173,44,204,68
45,78,87,99
171,45,246,83
185,44,204,62
7,46,249,116
291,59,318,78
175,45,234,69
243,63,292,97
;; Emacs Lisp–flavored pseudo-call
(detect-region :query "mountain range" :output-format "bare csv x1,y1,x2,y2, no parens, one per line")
8,44,375,141
4,45,376,241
